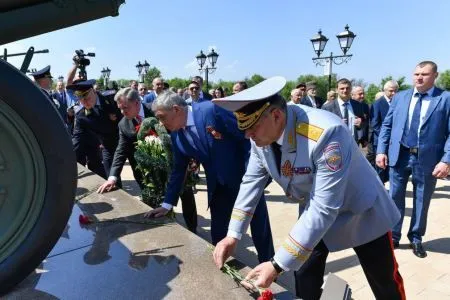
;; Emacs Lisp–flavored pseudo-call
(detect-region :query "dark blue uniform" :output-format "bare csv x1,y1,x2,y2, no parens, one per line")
72,92,122,179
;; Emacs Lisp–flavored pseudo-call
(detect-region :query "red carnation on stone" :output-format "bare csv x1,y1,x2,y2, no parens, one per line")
79,214,93,225
257,289,273,300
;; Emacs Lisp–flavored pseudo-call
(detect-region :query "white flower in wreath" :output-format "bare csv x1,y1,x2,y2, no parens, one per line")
145,135,162,145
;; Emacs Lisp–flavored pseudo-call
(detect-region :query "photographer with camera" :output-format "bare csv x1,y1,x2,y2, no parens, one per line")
67,51,123,181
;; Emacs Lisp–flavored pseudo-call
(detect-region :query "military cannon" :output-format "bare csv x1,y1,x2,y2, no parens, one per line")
0,0,125,293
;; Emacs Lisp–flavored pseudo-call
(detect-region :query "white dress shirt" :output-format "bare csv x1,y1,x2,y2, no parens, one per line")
337,98,355,137
406,87,434,133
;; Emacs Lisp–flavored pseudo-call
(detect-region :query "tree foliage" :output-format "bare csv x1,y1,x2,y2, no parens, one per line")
144,66,162,87
166,77,191,90
365,83,380,104
437,70,450,90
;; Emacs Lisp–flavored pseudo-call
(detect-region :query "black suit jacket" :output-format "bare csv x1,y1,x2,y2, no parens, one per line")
109,104,153,187
322,99,368,143
300,96,324,109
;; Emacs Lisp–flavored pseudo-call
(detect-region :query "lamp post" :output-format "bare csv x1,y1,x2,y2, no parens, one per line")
310,24,356,91
136,60,150,83
100,67,111,89
57,75,64,82
195,49,219,90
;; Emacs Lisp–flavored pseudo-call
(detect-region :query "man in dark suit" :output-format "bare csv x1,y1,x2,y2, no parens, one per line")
370,80,399,183
352,86,370,147
146,91,274,263
300,82,323,109
67,79,122,180
377,61,450,258
322,78,368,144
98,88,198,233
97,87,153,191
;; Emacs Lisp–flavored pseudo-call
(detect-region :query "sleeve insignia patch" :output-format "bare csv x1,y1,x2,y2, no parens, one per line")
323,142,342,171
296,123,324,141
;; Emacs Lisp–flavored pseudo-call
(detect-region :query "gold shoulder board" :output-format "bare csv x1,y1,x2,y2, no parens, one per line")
296,122,324,141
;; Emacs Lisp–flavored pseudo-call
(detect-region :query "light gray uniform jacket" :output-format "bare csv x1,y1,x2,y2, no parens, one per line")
227,104,400,271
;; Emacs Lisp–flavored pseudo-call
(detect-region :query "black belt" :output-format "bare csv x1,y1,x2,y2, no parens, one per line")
401,144,418,154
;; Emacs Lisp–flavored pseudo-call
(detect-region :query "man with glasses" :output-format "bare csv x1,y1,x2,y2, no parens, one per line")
68,79,122,179
138,83,148,101
97,88,154,193
185,81,206,105
191,75,213,100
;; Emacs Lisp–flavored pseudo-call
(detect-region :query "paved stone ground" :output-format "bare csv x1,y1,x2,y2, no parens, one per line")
120,162,450,299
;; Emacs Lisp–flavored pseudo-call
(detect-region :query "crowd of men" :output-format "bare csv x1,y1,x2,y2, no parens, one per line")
30,59,450,299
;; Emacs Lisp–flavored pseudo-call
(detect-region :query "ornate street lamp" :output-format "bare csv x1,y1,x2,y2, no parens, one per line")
196,49,219,90
136,60,150,83
101,67,111,88
310,25,356,91
57,75,64,82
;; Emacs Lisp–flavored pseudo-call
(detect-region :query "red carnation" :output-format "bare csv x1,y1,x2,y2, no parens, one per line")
79,214,93,225
146,129,158,137
135,124,141,133
257,289,273,300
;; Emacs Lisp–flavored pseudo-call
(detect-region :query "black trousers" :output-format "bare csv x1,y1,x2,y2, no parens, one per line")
179,186,198,233
294,232,405,300
210,184,274,263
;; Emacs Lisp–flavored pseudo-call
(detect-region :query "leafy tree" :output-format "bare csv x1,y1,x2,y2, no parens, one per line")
115,79,133,88
166,77,191,90
380,76,411,91
365,83,380,104
296,74,338,100
144,66,162,87
437,69,450,90
213,80,234,96
246,74,266,87
280,80,296,101
351,78,367,88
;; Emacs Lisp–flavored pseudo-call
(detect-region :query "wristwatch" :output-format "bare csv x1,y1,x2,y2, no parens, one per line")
270,258,284,275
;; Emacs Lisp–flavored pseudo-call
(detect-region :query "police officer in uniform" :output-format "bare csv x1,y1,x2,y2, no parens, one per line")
30,65,61,111
66,79,122,180
212,77,405,300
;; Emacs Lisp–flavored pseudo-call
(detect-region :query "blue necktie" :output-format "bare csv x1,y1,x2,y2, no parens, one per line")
406,93,426,148
343,102,349,125
184,126,198,151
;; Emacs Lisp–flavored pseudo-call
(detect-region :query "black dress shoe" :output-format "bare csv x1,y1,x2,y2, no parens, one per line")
393,241,400,249
410,242,427,258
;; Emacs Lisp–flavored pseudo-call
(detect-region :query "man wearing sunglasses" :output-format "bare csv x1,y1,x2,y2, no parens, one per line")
185,81,207,105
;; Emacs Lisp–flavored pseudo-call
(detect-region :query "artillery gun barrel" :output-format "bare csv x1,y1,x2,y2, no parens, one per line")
0,0,125,45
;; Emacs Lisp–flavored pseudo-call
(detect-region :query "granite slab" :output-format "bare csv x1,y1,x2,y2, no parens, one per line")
7,165,294,299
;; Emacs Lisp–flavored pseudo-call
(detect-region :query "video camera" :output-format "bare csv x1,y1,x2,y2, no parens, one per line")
73,49,95,80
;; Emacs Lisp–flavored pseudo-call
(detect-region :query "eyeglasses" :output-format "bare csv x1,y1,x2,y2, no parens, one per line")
139,88,146,91
189,87,199,91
